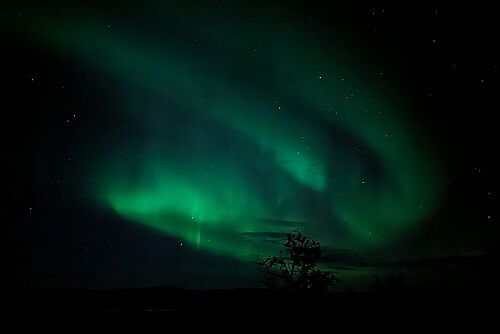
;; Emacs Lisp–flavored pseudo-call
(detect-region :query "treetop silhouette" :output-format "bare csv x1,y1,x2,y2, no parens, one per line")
256,229,340,292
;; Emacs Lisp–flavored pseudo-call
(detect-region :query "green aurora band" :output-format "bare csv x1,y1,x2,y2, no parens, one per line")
4,1,445,260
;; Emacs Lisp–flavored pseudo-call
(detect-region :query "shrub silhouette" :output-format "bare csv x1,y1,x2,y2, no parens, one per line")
256,229,340,292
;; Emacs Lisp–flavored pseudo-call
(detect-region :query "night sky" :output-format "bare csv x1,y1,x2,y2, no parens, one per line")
2,0,499,291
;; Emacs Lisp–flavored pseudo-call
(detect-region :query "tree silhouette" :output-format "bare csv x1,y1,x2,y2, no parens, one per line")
256,229,340,292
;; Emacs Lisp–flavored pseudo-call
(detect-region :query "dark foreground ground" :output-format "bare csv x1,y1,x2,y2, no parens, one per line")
4,286,498,329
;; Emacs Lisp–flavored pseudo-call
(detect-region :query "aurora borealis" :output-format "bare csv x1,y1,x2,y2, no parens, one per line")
15,1,447,257
3,1,498,290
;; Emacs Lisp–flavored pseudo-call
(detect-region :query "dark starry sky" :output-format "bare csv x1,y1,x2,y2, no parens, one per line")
1,0,498,290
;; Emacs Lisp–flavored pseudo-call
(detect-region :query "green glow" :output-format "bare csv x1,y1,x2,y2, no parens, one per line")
4,1,445,259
